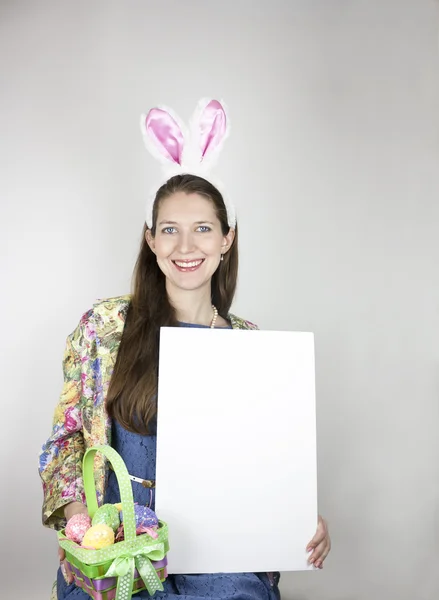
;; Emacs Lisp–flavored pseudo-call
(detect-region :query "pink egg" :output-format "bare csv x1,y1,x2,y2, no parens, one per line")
65,513,92,544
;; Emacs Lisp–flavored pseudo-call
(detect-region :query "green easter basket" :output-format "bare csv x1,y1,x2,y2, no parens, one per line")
58,445,169,600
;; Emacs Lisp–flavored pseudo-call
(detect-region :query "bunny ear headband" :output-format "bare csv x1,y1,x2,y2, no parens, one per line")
140,98,236,229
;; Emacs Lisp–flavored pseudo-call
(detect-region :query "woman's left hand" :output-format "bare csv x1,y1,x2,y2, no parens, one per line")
306,515,331,569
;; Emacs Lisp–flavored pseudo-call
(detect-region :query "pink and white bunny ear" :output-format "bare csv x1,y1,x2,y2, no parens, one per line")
141,107,186,165
199,99,227,160
189,98,229,164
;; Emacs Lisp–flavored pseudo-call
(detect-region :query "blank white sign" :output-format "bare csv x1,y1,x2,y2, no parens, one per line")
156,328,317,574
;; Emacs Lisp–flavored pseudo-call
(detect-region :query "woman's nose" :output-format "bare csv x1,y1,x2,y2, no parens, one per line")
176,231,196,254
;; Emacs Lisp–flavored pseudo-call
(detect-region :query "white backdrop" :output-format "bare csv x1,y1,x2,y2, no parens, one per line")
1,1,438,599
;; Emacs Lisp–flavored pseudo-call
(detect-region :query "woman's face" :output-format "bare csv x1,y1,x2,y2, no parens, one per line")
146,191,234,294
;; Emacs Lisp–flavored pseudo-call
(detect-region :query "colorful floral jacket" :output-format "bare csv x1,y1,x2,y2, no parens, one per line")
39,295,258,530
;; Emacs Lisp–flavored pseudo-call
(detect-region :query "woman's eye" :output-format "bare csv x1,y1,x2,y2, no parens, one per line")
162,227,177,234
197,226,211,233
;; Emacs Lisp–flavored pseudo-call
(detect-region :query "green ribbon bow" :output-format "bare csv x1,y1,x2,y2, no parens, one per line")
104,543,165,600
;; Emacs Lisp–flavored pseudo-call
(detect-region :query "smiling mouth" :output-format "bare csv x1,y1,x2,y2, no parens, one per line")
172,259,205,272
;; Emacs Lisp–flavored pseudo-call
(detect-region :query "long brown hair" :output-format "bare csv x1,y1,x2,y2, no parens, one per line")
106,174,239,433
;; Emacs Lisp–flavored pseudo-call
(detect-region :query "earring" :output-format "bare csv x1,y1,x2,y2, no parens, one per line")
220,254,224,261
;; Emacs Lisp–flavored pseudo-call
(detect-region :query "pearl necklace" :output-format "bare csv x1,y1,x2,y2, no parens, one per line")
210,305,218,329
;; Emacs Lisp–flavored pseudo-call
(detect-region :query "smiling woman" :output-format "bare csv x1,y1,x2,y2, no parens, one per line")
38,99,330,600
147,186,236,299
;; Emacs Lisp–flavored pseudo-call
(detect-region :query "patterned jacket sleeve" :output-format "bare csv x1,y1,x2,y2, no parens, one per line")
38,318,90,531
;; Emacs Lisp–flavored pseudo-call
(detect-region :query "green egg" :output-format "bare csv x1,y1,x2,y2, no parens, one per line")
92,503,120,532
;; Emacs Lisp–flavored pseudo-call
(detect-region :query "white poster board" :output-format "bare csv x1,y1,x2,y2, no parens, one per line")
156,328,317,574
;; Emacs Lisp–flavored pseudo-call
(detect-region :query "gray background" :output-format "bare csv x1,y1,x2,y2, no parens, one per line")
1,1,438,599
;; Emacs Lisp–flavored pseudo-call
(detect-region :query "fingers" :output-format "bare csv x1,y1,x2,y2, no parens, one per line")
306,516,331,569
306,516,327,551
309,535,331,568
60,560,74,584
59,547,74,584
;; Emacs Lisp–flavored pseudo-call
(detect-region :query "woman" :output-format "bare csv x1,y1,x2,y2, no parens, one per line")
39,101,330,600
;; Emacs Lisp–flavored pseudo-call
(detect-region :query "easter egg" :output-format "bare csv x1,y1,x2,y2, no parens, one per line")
65,513,92,544
92,504,120,532
82,524,115,549
120,504,158,529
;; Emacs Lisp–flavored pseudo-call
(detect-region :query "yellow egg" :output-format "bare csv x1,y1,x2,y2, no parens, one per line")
82,524,115,549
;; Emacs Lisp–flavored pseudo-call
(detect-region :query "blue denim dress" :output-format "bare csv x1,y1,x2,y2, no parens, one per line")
57,323,281,600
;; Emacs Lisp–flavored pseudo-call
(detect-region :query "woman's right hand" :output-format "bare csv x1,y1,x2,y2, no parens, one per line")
63,501,89,522
59,502,88,583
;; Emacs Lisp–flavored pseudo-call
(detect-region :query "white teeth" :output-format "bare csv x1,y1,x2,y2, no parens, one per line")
174,260,203,268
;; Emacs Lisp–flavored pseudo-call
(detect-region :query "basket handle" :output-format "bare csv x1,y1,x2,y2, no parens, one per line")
83,445,137,542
